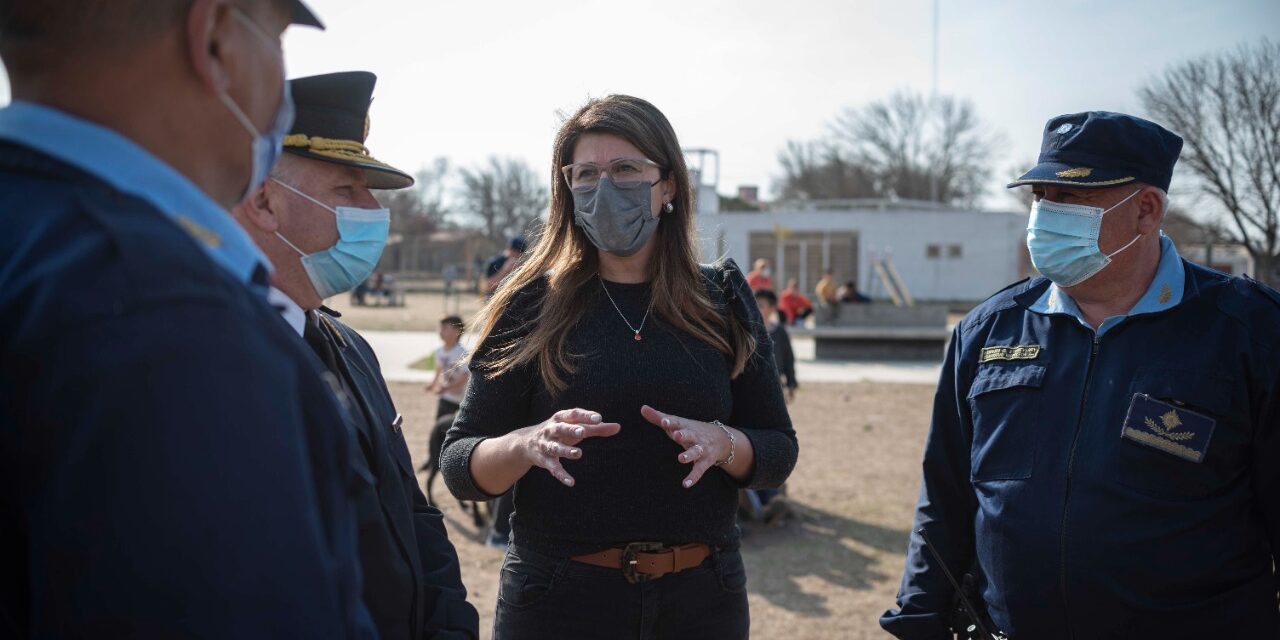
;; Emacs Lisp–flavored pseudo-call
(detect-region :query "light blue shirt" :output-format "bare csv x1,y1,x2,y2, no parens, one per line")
1029,233,1186,337
0,100,271,287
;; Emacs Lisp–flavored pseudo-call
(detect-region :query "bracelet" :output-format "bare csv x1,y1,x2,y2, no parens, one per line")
712,420,735,466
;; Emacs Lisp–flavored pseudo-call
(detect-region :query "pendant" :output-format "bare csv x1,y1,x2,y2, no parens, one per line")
634,332,643,341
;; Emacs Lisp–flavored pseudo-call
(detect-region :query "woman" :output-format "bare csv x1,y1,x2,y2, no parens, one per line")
440,95,797,640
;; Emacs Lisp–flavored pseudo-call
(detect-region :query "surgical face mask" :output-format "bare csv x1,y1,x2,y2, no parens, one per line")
272,179,391,299
220,9,293,201
1026,189,1143,287
571,176,660,257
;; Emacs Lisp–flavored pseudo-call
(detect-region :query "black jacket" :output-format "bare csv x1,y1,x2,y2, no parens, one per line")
305,310,479,640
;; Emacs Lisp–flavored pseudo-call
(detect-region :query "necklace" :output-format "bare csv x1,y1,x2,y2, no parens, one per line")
597,276,652,341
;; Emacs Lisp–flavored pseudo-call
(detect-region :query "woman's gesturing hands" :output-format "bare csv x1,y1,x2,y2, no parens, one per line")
641,405,739,489
517,408,620,487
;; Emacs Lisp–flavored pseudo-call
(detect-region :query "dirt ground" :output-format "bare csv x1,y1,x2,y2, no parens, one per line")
327,291,485,332
392,380,933,640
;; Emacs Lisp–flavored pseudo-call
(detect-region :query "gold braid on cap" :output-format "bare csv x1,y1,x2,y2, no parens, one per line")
283,134,374,162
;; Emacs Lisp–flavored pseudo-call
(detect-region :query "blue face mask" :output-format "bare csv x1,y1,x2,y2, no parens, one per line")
220,9,293,201
1026,189,1144,287
272,180,391,300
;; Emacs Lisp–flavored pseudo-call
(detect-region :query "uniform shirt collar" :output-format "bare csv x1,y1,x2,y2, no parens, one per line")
1029,233,1186,336
0,101,272,287
267,286,307,336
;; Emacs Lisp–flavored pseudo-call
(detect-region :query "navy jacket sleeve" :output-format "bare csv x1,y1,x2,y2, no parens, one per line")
713,260,799,490
1245,284,1280,599
880,325,978,640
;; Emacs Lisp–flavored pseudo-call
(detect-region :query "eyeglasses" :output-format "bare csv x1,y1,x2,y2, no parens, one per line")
560,158,663,191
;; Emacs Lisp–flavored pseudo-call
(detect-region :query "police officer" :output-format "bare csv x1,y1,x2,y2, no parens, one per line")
882,112,1280,639
0,1,376,637
231,71,480,640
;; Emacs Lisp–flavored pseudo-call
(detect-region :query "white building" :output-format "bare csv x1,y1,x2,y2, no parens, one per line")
693,196,1028,303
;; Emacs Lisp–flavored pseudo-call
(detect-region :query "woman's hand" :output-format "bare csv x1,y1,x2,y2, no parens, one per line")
514,408,620,487
641,405,738,489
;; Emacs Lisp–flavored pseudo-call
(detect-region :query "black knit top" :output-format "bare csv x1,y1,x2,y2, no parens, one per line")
440,260,797,557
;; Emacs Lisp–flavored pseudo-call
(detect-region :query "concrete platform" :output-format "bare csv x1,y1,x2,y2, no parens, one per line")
361,331,942,386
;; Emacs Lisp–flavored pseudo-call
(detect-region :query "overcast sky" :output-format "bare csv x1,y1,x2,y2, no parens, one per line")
2,0,1277,210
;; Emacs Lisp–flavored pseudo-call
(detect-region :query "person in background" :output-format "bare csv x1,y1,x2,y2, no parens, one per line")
837,280,871,303
883,111,1280,639
441,94,797,639
815,269,838,305
778,277,814,325
482,239,526,547
746,257,774,291
428,315,470,421
754,289,798,402
484,236,527,297
480,240,528,549
231,71,478,640
742,289,796,526
0,1,378,636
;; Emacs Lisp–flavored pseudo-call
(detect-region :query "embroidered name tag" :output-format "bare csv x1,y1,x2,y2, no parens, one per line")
1120,394,1216,463
979,344,1041,363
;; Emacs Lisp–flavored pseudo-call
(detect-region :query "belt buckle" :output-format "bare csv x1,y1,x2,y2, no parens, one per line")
621,542,665,584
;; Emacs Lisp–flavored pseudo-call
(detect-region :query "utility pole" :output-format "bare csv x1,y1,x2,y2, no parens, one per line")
929,0,940,204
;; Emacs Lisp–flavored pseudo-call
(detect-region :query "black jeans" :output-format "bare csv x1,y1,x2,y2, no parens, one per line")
492,544,749,640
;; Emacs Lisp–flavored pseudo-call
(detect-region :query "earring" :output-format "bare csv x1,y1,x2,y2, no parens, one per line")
664,201,674,213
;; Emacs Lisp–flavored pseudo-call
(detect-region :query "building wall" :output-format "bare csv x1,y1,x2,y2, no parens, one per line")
695,206,1027,302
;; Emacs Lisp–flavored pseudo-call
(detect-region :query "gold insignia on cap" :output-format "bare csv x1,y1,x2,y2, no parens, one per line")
1158,284,1172,304
363,115,371,142
1056,167,1093,178
175,215,221,248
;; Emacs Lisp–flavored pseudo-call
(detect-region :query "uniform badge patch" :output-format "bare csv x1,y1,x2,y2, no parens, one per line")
978,344,1041,363
1120,394,1216,463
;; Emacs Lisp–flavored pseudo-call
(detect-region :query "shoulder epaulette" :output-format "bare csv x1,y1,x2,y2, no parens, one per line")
1243,276,1280,310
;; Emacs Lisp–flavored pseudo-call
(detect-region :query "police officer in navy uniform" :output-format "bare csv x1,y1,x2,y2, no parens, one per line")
231,71,480,640
0,1,378,637
882,112,1280,639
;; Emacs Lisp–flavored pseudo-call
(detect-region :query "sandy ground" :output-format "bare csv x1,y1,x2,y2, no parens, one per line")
327,291,485,332
392,380,933,640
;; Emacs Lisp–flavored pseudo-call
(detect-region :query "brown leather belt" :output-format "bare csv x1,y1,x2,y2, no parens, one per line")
571,542,711,584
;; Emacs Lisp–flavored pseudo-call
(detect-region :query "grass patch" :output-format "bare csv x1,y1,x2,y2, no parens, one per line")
409,353,435,371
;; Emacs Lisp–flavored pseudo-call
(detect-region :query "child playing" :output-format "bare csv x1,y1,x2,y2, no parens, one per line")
426,316,469,419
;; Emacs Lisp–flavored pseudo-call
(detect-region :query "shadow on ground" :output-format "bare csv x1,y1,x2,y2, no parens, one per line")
741,502,909,617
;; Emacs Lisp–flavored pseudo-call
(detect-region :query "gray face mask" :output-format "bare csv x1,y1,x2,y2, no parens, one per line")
572,176,660,257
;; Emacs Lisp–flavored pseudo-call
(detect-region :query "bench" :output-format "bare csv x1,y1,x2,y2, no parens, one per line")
806,303,950,361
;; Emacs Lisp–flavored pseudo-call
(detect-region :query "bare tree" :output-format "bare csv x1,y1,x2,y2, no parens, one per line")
456,157,548,245
830,91,999,207
774,139,877,200
1004,158,1038,211
1140,39,1280,287
382,157,450,236
774,91,999,207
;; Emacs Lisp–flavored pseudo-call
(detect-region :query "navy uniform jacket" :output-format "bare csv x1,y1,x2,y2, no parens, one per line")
883,261,1280,639
0,143,373,636
305,309,480,640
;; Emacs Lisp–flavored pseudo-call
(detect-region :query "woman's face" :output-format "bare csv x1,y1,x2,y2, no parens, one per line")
571,132,673,220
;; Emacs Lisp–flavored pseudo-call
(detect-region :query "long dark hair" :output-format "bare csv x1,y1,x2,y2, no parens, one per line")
469,95,755,395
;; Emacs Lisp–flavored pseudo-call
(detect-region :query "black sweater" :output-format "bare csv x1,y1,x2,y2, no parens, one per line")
440,261,798,556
